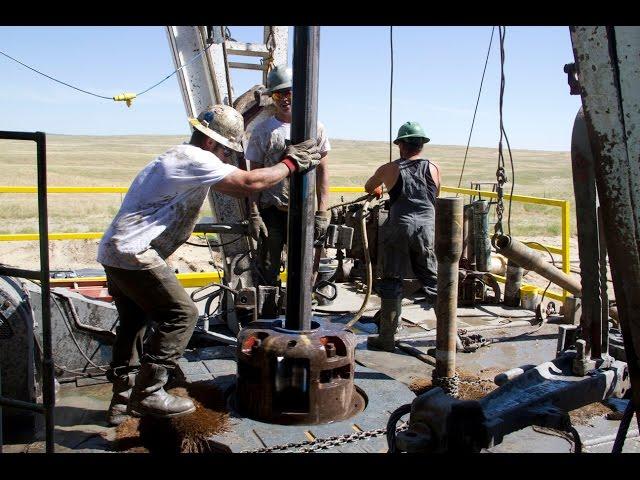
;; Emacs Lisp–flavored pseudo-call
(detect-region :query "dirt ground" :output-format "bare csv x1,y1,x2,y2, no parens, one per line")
0,234,591,302
0,238,221,274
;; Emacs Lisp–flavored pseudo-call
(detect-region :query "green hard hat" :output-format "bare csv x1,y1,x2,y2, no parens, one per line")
266,64,292,94
393,121,430,145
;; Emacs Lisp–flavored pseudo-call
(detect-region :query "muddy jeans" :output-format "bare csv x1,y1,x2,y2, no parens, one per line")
104,262,199,375
257,206,288,286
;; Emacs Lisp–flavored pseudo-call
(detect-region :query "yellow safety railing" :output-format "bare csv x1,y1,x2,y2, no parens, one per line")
0,185,570,301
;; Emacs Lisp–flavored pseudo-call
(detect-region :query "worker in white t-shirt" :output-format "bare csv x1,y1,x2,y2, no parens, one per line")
97,104,320,424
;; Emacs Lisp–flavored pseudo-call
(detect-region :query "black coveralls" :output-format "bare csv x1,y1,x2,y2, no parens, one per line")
380,157,438,298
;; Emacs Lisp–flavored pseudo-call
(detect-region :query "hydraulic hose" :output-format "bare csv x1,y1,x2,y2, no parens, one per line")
344,198,373,330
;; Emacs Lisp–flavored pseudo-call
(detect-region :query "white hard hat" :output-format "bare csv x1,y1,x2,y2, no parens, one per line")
189,104,244,152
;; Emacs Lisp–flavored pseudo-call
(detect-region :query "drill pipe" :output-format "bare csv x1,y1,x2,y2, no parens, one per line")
285,26,320,330
462,203,475,267
434,197,464,379
473,200,491,272
495,235,582,297
503,258,524,307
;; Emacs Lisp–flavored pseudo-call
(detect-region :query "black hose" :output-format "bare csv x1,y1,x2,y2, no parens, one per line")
612,400,636,453
569,426,582,454
386,403,412,453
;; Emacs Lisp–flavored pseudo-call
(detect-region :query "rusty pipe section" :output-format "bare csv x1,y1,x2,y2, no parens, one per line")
503,259,524,307
434,197,464,379
571,107,604,357
495,235,582,298
473,200,491,271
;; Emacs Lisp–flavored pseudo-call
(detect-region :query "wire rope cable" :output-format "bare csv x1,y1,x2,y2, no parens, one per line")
456,26,496,191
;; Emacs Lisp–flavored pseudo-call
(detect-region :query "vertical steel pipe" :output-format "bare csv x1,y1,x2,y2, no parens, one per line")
472,200,490,271
503,259,524,307
570,108,603,358
462,203,475,267
434,197,463,379
285,26,320,331
36,132,55,453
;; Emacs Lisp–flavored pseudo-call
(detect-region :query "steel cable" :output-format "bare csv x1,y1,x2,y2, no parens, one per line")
389,26,394,163
1,41,214,101
456,26,496,191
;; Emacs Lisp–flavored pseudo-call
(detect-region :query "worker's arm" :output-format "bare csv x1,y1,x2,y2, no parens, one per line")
214,163,290,198
364,164,387,196
248,161,264,214
430,162,441,196
215,139,321,198
315,152,330,211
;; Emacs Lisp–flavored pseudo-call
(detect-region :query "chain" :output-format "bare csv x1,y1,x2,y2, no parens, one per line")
493,26,509,243
263,26,276,74
432,373,460,397
241,425,407,453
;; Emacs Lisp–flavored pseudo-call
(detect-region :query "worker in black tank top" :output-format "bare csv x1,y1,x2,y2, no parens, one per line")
363,121,441,352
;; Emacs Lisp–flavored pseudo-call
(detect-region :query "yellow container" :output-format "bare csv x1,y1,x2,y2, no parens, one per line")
521,285,540,310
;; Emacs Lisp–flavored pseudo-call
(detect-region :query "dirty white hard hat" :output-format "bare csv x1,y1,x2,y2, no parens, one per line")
189,105,245,152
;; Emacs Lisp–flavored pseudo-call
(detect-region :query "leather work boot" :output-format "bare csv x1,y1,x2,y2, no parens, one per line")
367,297,402,352
107,371,137,426
127,363,196,419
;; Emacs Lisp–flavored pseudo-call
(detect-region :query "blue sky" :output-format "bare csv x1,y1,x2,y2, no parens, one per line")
0,26,581,151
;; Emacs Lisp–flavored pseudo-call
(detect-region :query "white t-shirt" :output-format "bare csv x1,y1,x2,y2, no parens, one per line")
245,116,330,209
97,143,238,270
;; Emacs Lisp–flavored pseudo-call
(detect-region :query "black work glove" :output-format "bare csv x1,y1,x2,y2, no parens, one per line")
249,212,268,241
280,139,321,173
314,210,331,246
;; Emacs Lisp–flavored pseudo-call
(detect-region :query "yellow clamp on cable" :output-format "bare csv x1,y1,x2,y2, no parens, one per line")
113,92,137,107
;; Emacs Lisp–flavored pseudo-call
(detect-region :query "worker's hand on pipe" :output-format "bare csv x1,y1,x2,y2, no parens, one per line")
249,212,268,241
280,139,321,173
372,186,383,199
314,210,331,246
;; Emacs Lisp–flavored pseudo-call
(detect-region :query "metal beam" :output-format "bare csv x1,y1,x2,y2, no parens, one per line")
571,25,640,426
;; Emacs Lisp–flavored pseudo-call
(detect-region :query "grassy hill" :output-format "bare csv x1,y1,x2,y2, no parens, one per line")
0,135,575,239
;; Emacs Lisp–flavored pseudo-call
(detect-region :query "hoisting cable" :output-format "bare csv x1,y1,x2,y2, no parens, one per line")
492,26,516,245
389,25,394,163
1,41,214,107
456,26,496,191
220,26,234,106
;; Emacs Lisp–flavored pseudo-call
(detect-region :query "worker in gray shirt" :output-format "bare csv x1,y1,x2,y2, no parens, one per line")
245,65,331,286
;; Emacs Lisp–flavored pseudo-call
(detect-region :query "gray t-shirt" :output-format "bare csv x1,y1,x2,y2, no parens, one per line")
245,116,330,209
97,143,238,270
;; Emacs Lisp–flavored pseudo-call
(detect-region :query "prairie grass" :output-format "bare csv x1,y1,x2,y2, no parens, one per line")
0,135,575,242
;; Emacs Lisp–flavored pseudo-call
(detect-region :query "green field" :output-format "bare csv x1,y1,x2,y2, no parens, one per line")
0,135,575,240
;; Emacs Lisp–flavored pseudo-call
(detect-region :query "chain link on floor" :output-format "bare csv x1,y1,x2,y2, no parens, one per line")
241,425,408,453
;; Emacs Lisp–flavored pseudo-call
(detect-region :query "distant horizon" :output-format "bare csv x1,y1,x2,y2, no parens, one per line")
38,132,570,153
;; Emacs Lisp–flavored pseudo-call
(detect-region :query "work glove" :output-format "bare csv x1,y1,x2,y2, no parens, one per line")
371,186,383,199
314,210,331,246
249,212,268,241
280,139,321,173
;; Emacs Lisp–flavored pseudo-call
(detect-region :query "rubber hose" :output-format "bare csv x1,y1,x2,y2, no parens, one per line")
386,403,412,453
344,198,373,330
612,399,636,453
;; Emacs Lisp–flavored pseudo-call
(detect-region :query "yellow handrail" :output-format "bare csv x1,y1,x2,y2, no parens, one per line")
0,185,571,301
